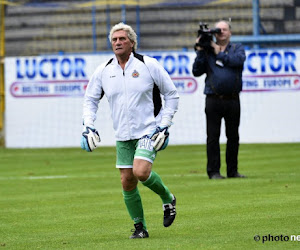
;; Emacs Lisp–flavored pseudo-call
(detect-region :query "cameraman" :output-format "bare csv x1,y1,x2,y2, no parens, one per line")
192,20,246,179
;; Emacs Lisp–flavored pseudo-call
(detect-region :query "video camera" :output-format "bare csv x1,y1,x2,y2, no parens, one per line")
194,22,221,52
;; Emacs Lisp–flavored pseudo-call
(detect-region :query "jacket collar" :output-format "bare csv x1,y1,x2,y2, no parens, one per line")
112,52,134,67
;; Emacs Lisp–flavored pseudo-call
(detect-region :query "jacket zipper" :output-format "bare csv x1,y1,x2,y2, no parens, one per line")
123,69,132,139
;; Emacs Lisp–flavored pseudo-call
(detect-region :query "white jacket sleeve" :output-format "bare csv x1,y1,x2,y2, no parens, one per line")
82,65,104,126
145,56,179,127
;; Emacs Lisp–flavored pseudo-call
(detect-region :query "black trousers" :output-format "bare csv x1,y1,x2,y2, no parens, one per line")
205,94,240,177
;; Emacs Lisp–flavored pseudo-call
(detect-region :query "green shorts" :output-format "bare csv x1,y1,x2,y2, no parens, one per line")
116,136,157,168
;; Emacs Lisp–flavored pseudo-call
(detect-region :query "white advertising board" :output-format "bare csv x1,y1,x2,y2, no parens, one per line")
4,49,300,148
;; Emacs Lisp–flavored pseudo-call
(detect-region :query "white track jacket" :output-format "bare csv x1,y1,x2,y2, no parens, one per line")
83,52,179,141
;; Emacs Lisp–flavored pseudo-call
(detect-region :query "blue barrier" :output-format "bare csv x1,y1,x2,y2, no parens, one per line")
231,34,300,44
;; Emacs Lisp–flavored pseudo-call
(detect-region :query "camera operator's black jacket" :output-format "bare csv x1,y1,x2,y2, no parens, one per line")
192,42,246,95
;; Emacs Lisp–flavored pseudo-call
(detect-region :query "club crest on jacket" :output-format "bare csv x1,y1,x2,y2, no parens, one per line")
132,70,139,78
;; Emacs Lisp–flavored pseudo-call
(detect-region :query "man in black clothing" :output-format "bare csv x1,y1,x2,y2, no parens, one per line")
192,20,246,179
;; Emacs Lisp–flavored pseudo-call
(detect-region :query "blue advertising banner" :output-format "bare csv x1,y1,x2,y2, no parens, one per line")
4,49,300,147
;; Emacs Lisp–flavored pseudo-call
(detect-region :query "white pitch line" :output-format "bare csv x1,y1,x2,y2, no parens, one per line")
0,173,206,181
0,175,68,180
26,175,69,180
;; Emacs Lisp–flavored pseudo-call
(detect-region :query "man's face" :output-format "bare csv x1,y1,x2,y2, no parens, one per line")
111,30,134,57
215,21,231,43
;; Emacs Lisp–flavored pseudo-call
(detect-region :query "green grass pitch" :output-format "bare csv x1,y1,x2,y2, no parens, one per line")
0,143,299,249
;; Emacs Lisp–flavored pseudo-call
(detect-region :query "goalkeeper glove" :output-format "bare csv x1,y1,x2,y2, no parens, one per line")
81,126,101,152
150,126,169,151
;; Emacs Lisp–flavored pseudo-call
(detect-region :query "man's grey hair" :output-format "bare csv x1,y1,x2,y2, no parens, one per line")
215,20,232,30
109,22,138,51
